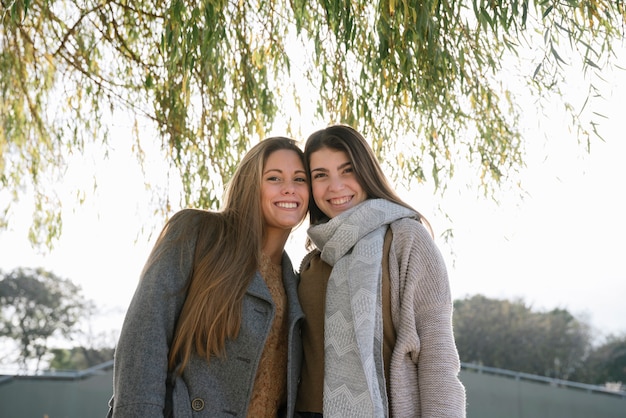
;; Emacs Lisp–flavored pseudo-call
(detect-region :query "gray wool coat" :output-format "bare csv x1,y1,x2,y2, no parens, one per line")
107,210,304,417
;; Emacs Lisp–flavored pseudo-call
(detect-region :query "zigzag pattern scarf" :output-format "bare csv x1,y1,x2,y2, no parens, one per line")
307,199,417,418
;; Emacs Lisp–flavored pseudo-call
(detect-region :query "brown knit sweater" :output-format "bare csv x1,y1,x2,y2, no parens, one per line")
247,254,288,417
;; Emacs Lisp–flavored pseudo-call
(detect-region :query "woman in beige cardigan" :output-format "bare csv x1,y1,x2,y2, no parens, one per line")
295,125,466,418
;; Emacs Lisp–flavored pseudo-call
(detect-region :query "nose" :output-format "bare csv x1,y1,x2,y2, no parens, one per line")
282,180,296,194
328,176,344,192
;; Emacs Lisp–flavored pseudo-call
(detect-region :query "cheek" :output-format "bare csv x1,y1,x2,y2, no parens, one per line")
311,183,325,202
349,179,363,192
260,191,269,206
298,184,310,199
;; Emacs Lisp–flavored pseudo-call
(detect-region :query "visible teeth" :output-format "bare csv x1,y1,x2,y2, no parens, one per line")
330,197,351,205
276,202,297,208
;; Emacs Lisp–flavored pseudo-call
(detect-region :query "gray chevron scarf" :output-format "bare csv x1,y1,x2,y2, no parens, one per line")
307,199,418,418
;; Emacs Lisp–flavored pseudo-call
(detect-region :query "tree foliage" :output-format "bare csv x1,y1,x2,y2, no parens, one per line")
0,267,93,371
453,294,593,380
571,334,626,386
48,346,114,371
1,0,624,245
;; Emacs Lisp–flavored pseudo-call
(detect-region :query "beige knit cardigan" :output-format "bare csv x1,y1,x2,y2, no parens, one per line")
387,217,466,417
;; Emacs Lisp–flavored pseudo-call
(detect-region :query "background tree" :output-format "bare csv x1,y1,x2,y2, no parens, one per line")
1,1,623,246
0,268,94,371
46,312,118,371
48,346,114,371
537,308,592,379
571,334,626,386
453,294,593,380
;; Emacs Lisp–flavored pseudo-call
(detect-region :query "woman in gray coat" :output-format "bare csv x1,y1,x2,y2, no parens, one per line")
108,137,309,417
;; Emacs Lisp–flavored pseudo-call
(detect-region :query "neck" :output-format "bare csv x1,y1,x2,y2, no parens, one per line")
262,229,290,265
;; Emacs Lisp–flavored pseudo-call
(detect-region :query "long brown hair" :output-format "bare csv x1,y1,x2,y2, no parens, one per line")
304,124,431,232
160,137,304,373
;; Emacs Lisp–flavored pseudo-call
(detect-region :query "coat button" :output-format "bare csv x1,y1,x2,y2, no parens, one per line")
191,397,205,411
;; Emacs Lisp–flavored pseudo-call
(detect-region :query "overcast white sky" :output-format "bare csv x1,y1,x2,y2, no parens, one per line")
1,40,625,349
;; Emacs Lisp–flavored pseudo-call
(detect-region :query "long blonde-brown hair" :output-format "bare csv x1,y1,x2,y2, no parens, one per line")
159,137,304,373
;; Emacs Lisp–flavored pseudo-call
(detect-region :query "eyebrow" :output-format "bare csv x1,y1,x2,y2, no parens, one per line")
263,168,307,175
310,161,352,173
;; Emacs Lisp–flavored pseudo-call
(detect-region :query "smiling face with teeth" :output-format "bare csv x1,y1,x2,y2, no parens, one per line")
309,147,367,219
260,149,309,234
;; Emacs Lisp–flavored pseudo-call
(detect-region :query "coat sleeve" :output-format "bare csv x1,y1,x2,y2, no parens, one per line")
390,219,466,417
109,210,201,417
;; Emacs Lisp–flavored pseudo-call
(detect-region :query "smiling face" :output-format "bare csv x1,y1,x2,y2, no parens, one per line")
260,149,309,232
309,147,367,219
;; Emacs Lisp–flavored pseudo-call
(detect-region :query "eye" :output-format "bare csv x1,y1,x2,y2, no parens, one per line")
312,172,327,180
266,176,281,182
295,176,307,183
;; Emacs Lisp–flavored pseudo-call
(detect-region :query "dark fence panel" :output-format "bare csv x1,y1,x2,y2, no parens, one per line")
0,362,624,418
462,366,625,418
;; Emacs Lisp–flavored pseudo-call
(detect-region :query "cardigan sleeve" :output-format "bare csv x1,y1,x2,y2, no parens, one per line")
389,218,466,418
109,209,203,417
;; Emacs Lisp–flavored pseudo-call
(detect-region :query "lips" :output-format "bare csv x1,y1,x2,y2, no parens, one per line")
329,196,352,205
276,202,299,209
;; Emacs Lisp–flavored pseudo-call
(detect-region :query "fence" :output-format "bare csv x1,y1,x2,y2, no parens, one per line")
0,361,624,417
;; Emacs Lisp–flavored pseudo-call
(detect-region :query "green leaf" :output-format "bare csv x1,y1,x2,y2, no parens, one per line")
542,5,553,18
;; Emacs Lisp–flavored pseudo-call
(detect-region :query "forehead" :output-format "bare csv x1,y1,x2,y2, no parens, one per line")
264,149,303,169
309,147,351,166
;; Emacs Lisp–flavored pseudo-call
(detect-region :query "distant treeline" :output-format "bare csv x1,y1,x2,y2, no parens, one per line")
453,294,626,387
1,268,625,389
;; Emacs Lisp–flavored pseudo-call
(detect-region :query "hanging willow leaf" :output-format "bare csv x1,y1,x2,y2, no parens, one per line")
0,0,624,246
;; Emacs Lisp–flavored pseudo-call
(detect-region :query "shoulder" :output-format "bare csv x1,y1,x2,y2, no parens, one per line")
163,209,221,237
299,249,321,273
389,218,444,265
389,217,433,244
168,208,218,227
387,219,451,304
147,209,222,263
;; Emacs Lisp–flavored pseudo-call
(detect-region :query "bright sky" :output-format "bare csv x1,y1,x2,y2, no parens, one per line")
1,42,625,350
